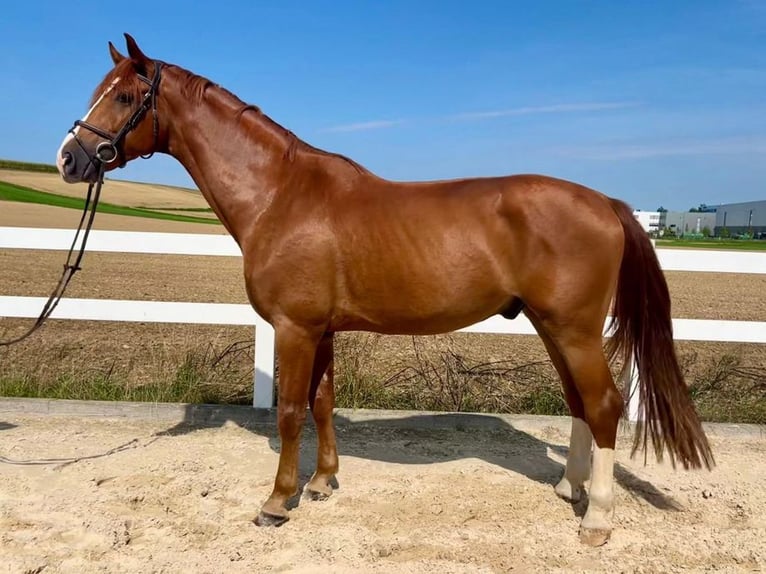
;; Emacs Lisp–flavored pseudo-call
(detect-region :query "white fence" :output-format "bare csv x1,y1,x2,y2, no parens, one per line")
2,226,766,414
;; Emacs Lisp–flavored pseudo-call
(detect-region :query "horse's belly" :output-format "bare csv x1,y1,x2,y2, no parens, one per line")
333,267,513,335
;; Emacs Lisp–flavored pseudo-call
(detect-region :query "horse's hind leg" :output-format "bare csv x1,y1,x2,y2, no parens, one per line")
552,329,622,546
305,332,338,500
530,307,622,546
526,311,592,503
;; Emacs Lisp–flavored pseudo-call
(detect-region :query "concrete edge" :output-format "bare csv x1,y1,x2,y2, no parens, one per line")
1,397,763,439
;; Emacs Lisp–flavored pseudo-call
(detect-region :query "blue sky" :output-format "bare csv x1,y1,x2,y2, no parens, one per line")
1,1,764,210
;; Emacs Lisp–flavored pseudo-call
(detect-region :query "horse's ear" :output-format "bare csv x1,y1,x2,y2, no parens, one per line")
124,33,148,62
124,33,150,75
108,41,125,65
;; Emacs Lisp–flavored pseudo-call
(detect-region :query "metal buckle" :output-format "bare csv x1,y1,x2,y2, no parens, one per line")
95,141,119,164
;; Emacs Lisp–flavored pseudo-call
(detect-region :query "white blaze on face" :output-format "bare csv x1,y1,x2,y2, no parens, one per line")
56,76,122,176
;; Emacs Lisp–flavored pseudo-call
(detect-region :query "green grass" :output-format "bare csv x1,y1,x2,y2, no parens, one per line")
154,207,215,213
0,341,255,405
656,238,766,251
0,370,245,405
1,156,201,194
0,180,220,225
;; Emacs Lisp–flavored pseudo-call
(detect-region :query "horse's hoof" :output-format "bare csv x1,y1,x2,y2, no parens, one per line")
303,482,332,501
554,477,583,503
254,510,289,528
304,488,331,501
579,526,611,547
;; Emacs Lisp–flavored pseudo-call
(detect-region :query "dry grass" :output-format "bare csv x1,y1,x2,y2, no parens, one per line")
2,319,763,423
0,321,256,403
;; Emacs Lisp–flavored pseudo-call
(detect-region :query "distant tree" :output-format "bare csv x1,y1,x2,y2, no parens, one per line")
719,227,730,238
702,226,711,238
656,206,668,212
690,203,715,213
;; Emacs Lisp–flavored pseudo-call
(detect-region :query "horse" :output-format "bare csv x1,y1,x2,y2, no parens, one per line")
55,34,713,546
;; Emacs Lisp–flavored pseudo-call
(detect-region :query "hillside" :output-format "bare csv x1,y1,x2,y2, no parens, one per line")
0,159,224,233
0,169,210,211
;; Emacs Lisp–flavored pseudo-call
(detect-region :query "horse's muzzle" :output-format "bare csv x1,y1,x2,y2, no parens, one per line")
58,142,100,184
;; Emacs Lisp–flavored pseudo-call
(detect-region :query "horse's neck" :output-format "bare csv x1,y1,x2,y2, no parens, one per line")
161,70,293,242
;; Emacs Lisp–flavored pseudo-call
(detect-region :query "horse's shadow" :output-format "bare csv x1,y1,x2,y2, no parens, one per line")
158,406,681,512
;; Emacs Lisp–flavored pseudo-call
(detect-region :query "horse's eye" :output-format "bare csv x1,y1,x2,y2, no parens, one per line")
116,92,133,105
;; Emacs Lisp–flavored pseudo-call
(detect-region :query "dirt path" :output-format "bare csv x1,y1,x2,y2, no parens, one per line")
1,411,763,573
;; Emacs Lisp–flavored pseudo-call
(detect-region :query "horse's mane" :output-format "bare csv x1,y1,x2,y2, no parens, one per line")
91,59,369,174
173,65,370,175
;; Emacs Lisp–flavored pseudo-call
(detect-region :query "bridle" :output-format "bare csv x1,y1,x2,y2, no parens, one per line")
69,61,163,168
0,62,162,346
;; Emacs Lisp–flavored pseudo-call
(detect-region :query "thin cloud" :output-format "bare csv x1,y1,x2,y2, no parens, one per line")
448,101,640,121
557,137,766,160
320,101,639,135
320,119,406,133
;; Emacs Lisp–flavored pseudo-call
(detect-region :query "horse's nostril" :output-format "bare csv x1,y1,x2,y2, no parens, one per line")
62,152,75,174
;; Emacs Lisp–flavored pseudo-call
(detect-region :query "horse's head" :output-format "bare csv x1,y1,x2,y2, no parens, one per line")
56,34,163,183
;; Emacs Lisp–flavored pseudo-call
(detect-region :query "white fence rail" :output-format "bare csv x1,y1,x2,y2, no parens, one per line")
2,227,766,413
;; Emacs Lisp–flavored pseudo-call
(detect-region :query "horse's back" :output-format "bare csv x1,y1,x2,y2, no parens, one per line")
322,173,624,333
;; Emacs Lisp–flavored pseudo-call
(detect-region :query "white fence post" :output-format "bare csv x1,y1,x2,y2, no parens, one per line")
253,315,276,408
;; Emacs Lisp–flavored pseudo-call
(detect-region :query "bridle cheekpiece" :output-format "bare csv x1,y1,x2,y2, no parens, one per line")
69,61,162,169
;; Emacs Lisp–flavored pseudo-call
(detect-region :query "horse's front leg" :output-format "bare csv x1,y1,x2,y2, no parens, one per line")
256,322,322,527
305,332,338,499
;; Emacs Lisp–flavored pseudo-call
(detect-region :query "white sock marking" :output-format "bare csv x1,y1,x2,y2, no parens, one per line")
567,417,593,484
582,445,615,531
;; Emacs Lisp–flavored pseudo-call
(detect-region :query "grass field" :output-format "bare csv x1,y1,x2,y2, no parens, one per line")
0,180,218,225
656,238,766,251
0,158,58,174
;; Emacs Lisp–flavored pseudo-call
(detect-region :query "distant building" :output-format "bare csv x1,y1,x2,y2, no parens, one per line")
632,210,661,234
715,200,766,237
632,203,765,237
662,211,717,236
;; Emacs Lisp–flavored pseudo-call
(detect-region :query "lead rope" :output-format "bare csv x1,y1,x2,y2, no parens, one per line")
0,162,106,346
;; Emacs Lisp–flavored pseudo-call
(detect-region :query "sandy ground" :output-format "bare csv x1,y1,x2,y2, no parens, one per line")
0,411,764,573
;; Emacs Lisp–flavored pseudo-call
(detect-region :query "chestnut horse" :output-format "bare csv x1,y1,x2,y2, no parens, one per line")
56,34,713,546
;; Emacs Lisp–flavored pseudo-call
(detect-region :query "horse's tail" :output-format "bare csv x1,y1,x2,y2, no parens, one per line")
607,198,714,470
